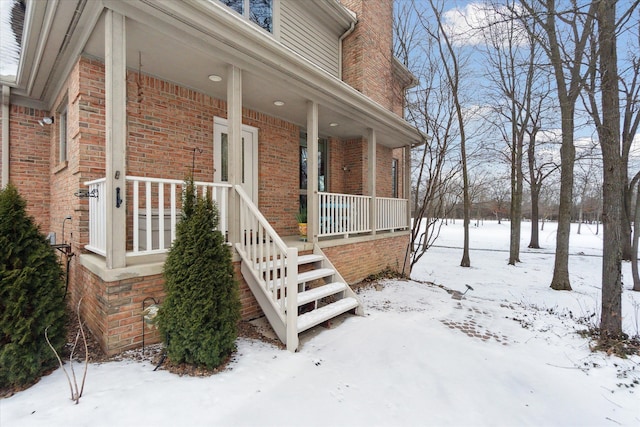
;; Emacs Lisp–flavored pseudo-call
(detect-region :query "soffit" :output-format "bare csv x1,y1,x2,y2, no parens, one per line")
15,0,421,148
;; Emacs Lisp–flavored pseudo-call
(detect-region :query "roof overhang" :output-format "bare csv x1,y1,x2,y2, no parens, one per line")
8,0,422,148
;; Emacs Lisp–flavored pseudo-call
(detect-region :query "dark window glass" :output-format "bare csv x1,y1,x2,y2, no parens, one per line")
250,0,272,32
299,133,327,191
392,159,398,198
221,133,229,181
220,0,243,14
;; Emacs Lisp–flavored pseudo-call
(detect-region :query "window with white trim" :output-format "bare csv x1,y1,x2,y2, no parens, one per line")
219,0,273,33
58,104,68,163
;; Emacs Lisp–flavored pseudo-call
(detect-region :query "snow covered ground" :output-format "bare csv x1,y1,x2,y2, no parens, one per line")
1,221,639,426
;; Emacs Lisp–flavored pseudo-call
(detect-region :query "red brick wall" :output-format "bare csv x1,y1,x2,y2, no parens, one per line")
24,53,406,354
341,0,395,111
6,106,51,232
323,233,410,284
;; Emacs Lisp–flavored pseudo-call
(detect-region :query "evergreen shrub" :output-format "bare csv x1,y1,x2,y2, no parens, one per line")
158,177,240,368
0,184,66,388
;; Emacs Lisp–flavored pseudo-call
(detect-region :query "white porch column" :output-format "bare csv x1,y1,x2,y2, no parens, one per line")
307,101,319,243
227,65,242,244
367,128,377,235
105,10,127,269
1,85,9,188
404,145,411,227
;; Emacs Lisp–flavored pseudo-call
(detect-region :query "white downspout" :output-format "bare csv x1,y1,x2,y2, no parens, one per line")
338,20,356,80
1,85,9,188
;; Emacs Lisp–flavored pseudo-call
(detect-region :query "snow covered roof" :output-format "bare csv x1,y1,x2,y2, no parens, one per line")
0,0,24,82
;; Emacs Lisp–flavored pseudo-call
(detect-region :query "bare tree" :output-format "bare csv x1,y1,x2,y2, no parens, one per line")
592,0,624,337
422,0,473,267
519,0,598,290
395,2,462,270
481,2,547,264
620,8,640,261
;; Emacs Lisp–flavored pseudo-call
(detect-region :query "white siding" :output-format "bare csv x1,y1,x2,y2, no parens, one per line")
280,0,341,77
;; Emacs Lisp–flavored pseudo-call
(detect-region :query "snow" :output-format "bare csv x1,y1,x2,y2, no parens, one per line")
2,221,640,426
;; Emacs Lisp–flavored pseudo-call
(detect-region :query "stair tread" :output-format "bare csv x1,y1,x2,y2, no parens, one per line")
298,254,324,265
297,282,347,306
297,297,359,333
298,268,334,284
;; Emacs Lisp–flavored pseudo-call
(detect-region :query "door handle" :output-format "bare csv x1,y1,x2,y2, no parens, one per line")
116,187,122,208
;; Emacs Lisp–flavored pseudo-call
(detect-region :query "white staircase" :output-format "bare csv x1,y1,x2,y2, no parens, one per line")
234,186,363,351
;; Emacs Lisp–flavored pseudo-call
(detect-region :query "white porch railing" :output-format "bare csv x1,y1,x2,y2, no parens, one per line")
235,185,299,351
84,176,231,257
318,192,371,237
318,192,409,237
376,197,409,231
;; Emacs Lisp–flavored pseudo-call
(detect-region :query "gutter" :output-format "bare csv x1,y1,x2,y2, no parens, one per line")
1,85,9,188
338,20,356,81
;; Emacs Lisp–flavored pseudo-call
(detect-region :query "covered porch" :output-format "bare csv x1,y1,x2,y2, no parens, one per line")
79,3,417,273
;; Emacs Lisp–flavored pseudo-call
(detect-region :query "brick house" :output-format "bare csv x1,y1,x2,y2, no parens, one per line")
0,0,422,354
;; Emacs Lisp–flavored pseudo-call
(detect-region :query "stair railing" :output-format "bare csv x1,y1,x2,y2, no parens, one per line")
234,185,299,351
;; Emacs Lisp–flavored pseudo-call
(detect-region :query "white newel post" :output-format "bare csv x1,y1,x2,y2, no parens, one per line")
367,128,377,236
227,65,242,245
105,10,127,269
307,101,319,243
286,247,299,352
404,145,411,228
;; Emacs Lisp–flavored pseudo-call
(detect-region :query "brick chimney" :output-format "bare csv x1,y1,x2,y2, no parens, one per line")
340,0,395,112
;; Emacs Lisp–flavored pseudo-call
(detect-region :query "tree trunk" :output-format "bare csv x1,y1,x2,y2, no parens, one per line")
529,183,540,248
632,182,640,291
597,0,623,337
550,111,574,291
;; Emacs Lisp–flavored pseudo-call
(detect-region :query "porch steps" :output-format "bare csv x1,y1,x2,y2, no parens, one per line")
298,268,335,284
241,244,363,350
297,282,347,306
297,297,360,333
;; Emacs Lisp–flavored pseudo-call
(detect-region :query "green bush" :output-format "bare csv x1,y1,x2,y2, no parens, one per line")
158,177,240,369
0,184,66,388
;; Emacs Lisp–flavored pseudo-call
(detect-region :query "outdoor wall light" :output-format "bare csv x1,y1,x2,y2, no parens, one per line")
208,74,222,82
273,100,285,106
38,116,54,126
329,122,339,127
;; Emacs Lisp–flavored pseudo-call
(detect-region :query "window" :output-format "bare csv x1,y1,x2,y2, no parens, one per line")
58,105,68,163
299,132,328,210
219,0,273,33
392,158,398,198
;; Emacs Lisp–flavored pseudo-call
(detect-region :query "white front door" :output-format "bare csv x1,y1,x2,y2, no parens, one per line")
213,117,258,203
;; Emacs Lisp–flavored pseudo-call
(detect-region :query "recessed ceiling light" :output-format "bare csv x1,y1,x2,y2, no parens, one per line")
329,122,339,127
273,100,285,106
208,74,222,82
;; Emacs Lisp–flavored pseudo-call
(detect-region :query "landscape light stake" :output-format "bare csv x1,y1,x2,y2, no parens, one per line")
141,296,160,357
451,284,474,300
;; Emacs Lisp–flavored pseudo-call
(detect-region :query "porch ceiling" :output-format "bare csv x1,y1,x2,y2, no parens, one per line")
10,0,422,148
83,14,376,144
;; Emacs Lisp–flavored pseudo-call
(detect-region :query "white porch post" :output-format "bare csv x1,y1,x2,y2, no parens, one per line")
1,85,9,188
227,65,242,244
105,10,127,269
404,145,411,227
367,128,377,235
307,101,319,243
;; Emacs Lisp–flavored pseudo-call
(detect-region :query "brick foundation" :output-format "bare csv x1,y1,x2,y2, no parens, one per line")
323,233,410,284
